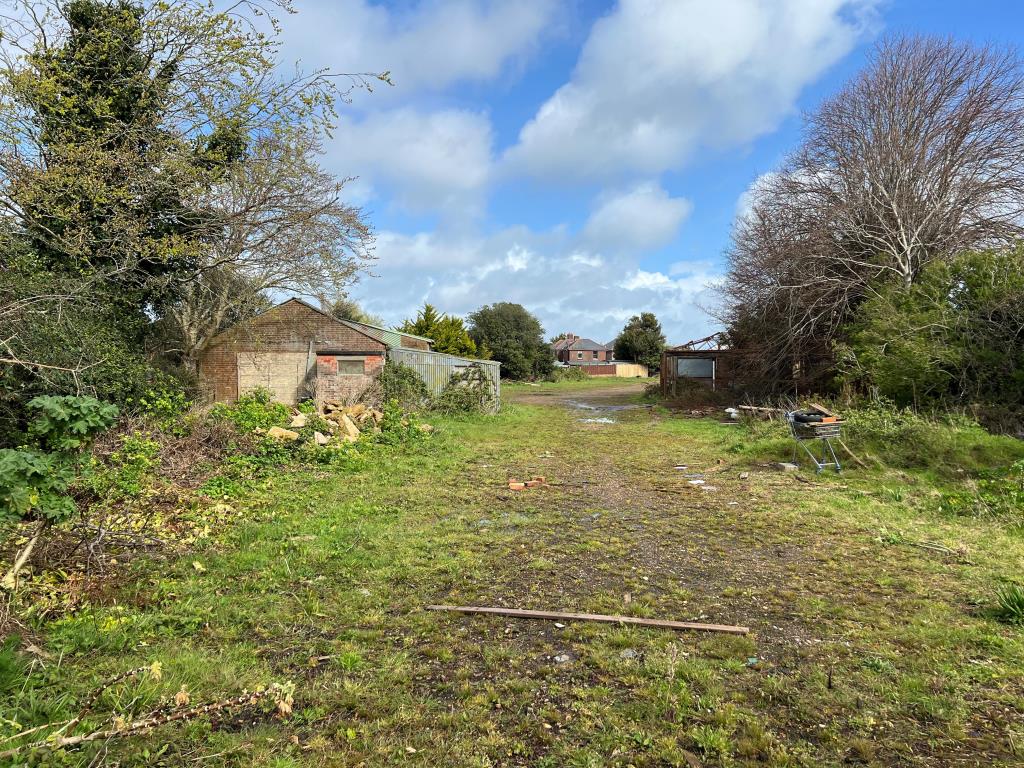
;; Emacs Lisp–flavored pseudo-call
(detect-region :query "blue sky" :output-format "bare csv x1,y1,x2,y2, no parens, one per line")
278,0,1024,344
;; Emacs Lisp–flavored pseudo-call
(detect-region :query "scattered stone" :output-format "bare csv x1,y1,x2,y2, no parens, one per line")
554,622,565,628
776,462,799,472
313,431,330,446
339,414,361,441
620,649,638,660
267,426,299,441
688,479,705,485
553,654,572,664
477,518,492,527
289,413,307,428
739,471,750,480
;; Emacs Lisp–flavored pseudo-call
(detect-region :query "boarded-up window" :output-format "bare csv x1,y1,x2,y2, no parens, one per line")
676,357,714,378
336,359,364,375
237,352,309,404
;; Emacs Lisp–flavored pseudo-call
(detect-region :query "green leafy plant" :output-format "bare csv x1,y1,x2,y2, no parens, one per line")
994,583,1024,625
548,366,588,382
1,396,118,524
1,395,117,589
373,399,429,446
87,432,161,500
209,388,289,432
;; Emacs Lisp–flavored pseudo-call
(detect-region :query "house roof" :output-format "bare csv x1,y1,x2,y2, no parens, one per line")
560,337,610,351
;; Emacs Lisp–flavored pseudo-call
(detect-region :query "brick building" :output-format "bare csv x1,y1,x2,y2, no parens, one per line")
551,333,613,364
198,298,433,405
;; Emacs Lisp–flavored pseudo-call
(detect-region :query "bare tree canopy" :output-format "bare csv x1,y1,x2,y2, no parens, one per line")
0,0,382,426
161,129,374,370
720,35,1024,392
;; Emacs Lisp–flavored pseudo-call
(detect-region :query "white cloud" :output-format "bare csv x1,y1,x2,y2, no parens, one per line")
505,0,878,181
329,108,493,215
583,182,692,252
283,0,560,94
735,170,779,221
350,226,722,344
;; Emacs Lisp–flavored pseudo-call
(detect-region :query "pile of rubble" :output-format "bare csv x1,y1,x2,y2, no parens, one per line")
321,402,385,442
263,403,385,444
262,401,435,446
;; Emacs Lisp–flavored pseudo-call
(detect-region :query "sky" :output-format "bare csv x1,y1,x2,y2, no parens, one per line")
275,0,1024,345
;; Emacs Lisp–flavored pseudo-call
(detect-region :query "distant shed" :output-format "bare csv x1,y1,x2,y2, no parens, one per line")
661,334,735,395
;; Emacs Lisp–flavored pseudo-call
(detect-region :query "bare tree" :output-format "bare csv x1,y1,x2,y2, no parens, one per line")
160,129,374,371
0,0,387,384
720,35,1024,392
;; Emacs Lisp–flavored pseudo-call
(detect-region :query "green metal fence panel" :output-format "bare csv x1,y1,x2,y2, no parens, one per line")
386,348,501,410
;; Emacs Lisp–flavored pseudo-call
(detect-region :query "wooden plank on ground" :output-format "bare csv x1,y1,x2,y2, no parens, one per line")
426,605,749,635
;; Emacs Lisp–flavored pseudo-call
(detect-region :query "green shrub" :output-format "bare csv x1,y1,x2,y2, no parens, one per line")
209,388,290,432
130,385,192,424
548,366,588,383
0,395,118,525
843,399,1023,471
433,364,495,414
374,399,429,446
378,362,430,411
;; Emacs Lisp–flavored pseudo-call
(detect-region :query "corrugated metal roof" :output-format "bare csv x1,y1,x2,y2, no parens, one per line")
340,318,435,345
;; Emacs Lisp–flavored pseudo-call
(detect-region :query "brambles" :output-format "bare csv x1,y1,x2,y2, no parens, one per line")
549,366,588,382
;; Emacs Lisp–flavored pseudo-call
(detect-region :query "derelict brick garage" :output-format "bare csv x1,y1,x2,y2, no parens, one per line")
236,352,309,404
198,299,387,404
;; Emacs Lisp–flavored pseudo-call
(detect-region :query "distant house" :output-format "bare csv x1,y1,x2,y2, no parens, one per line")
551,333,648,378
552,333,613,364
198,298,500,406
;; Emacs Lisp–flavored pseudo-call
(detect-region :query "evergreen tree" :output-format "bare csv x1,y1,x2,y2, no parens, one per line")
613,313,666,372
400,303,482,358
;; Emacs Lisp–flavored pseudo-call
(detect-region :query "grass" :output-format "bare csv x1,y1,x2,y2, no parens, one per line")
4,383,1024,766
503,375,657,392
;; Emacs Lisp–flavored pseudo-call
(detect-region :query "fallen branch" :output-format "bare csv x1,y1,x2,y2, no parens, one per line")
836,439,869,469
426,605,749,635
2,519,47,591
0,683,291,760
